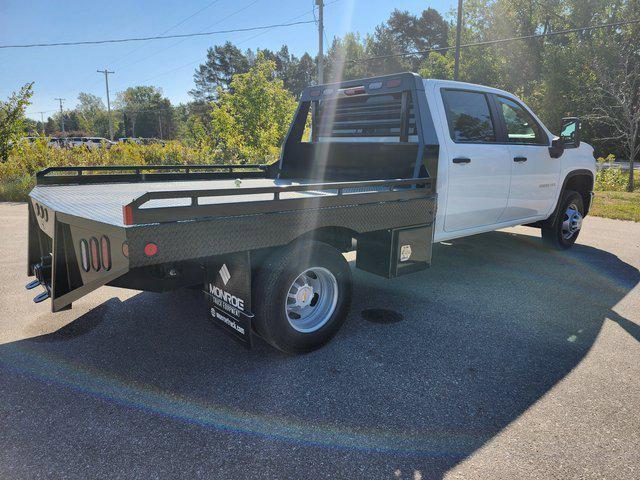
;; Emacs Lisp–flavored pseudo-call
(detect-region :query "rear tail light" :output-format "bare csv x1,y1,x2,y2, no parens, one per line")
100,236,111,271
89,237,101,271
144,242,158,257
79,240,90,272
122,204,133,226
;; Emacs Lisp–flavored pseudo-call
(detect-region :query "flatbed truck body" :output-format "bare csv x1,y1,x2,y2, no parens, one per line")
25,72,595,352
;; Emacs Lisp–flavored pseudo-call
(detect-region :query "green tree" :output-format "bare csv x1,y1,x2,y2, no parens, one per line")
209,54,297,163
325,33,370,82
386,8,449,68
419,52,454,80
0,83,34,162
76,92,120,138
116,86,175,139
190,42,251,101
272,46,316,95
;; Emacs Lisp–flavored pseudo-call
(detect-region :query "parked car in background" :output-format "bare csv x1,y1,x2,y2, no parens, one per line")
63,137,114,149
117,137,141,144
117,137,166,146
47,138,63,148
9,136,40,148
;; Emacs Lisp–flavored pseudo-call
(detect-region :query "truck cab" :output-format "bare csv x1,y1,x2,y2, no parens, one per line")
422,79,595,243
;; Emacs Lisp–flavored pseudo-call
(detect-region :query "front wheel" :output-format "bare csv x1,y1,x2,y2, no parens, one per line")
542,190,584,249
252,241,352,353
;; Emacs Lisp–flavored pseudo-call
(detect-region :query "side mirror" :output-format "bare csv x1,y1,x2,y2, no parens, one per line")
549,117,581,158
560,117,580,148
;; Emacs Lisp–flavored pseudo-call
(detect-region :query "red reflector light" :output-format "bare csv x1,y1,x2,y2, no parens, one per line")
385,78,402,88
344,86,366,96
144,243,158,257
122,204,133,226
89,237,101,271
101,236,111,271
79,239,90,272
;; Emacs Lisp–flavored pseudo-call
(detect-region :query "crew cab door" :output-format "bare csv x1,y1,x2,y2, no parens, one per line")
493,95,560,221
438,88,512,232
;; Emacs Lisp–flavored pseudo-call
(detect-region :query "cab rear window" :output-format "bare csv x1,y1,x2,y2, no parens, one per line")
441,90,497,143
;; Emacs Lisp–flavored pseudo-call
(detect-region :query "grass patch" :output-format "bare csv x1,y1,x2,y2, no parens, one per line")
590,191,640,222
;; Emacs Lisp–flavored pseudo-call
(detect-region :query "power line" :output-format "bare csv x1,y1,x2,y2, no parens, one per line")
138,0,341,84
0,20,316,49
26,109,57,115
238,0,339,49
351,18,640,64
107,0,224,68
79,0,237,93
114,0,263,75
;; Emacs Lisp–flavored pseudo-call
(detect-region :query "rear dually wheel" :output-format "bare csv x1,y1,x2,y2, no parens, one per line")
252,240,352,354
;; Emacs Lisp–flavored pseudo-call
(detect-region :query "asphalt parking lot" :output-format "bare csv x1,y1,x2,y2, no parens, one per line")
0,202,638,479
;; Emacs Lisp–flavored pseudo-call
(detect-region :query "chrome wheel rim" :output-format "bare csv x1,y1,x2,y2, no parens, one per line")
561,203,583,240
285,267,338,333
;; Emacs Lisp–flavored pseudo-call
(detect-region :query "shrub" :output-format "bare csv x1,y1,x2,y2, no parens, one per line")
595,158,635,193
0,140,224,201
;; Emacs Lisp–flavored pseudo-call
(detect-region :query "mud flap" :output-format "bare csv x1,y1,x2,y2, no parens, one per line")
204,252,254,348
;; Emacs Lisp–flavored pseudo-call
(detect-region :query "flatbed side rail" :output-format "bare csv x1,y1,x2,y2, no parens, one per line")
123,177,433,225
36,164,271,186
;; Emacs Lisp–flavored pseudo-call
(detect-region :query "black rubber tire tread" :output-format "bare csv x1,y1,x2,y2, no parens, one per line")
252,240,352,353
542,190,584,250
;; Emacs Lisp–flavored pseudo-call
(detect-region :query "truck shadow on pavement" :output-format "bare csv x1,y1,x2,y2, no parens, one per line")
0,229,638,479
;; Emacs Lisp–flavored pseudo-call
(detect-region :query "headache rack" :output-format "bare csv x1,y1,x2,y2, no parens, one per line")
36,164,271,186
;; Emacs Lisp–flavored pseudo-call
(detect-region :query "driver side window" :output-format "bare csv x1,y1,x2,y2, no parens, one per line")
496,96,547,145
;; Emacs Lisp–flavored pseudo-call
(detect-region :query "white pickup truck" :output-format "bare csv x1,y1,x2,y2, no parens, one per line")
26,73,595,353
424,79,595,248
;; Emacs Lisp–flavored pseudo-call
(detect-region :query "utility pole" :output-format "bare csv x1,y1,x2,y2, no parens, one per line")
97,69,115,140
157,113,163,140
454,0,463,81
316,0,324,84
54,98,65,133
37,112,46,135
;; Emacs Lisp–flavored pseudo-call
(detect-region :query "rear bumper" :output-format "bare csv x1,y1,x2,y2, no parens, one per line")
27,198,129,312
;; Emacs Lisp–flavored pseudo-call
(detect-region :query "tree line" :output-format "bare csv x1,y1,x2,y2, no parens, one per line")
4,1,639,188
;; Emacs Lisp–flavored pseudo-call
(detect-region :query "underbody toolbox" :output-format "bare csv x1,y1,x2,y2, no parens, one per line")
356,224,434,278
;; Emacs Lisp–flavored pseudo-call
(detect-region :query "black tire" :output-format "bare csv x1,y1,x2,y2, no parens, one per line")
252,240,352,354
542,190,584,249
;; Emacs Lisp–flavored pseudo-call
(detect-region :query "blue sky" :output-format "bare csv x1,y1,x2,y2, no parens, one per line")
0,0,456,120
